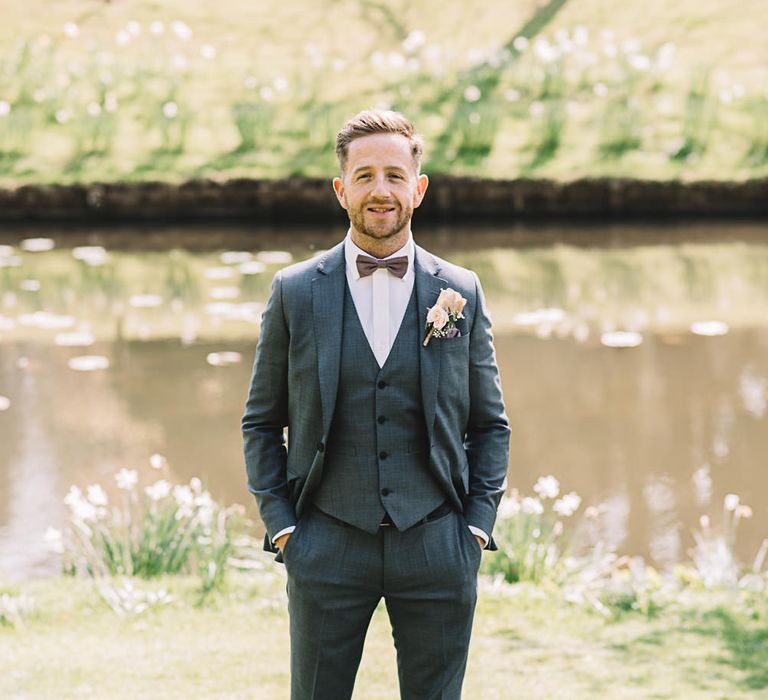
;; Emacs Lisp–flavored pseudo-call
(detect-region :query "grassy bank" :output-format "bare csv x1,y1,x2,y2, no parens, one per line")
0,0,766,186
1,571,766,699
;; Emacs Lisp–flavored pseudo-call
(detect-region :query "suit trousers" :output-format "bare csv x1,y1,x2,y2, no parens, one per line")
282,505,482,700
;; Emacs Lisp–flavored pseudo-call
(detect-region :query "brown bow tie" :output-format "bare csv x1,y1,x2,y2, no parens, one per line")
355,254,409,279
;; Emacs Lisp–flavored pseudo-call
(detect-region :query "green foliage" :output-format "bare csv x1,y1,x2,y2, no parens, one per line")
670,68,717,162
54,468,256,600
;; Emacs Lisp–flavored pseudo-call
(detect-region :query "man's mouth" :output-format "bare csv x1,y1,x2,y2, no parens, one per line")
367,205,396,215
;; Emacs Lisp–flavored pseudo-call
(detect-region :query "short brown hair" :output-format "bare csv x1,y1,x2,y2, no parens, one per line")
335,109,424,174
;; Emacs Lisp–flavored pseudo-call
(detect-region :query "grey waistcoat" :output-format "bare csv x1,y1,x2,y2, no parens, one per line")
312,280,447,533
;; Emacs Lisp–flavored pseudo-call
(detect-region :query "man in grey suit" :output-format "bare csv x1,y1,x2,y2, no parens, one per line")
242,109,509,699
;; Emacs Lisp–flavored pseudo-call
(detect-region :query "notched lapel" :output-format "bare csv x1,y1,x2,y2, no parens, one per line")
312,243,346,436
415,246,448,443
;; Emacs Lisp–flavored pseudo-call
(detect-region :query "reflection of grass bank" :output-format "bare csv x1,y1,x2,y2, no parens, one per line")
0,572,765,699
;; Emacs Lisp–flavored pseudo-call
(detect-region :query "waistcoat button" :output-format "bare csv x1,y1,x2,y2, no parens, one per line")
377,416,387,424
377,380,387,389
381,488,391,496
379,451,388,460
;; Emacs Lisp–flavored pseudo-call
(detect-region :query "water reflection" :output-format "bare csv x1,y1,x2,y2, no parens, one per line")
0,222,767,578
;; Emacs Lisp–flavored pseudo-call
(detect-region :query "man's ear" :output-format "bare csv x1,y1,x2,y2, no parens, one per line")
332,177,347,210
413,173,429,208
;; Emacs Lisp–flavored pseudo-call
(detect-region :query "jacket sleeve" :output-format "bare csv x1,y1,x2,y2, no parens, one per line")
463,271,511,549
242,270,296,549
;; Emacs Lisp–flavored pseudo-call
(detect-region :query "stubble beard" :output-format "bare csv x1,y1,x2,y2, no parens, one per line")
348,200,412,254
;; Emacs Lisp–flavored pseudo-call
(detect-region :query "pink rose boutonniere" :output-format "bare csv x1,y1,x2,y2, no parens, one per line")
422,287,467,346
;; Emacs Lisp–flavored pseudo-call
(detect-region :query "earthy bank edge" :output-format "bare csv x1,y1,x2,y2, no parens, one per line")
0,176,767,223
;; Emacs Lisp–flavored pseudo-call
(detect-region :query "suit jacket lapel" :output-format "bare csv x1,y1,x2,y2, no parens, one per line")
415,244,448,444
312,242,346,437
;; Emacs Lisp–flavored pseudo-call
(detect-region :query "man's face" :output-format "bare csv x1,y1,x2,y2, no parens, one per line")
333,133,428,247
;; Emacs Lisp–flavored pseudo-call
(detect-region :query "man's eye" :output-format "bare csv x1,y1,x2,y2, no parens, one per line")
389,174,403,180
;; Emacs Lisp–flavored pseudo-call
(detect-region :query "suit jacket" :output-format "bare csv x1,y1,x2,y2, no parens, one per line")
242,240,510,555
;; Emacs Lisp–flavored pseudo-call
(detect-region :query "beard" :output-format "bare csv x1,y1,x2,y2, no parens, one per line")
347,198,412,243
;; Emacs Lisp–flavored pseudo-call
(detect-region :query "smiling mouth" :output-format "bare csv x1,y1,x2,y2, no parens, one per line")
367,206,396,214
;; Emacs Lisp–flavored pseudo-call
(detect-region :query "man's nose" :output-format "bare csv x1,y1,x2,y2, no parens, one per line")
370,175,391,197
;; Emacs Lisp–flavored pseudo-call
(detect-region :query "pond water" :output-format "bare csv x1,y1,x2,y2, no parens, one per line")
1,221,766,578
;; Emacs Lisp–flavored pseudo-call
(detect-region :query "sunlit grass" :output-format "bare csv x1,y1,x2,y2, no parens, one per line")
1,571,766,698
0,1,766,185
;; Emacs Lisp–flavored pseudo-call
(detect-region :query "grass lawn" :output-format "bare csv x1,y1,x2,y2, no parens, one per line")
1,570,766,699
1,0,767,185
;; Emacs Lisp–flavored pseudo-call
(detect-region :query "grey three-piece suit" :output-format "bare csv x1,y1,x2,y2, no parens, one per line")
242,239,510,699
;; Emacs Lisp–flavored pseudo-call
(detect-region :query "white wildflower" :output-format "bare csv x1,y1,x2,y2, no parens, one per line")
150,453,167,470
86,484,108,506
149,21,165,36
115,468,138,491
533,475,560,499
200,44,216,60
171,20,193,40
497,495,520,519
463,85,481,102
145,480,171,501
63,22,80,39
521,497,543,515
512,36,529,52
402,30,425,53
64,485,83,508
724,493,740,511
553,491,581,517
0,101,11,117
173,484,194,507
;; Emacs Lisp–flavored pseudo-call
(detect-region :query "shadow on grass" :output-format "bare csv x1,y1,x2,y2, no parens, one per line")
613,605,768,693
704,607,768,691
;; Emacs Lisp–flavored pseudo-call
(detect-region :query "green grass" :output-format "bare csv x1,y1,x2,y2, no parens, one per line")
1,572,767,699
0,0,767,186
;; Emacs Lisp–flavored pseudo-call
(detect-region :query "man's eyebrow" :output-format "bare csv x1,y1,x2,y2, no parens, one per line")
352,165,407,175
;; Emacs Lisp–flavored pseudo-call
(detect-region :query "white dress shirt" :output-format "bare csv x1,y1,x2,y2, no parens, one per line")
273,230,488,548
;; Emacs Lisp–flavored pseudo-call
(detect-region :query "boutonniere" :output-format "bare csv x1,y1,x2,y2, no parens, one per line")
422,287,467,346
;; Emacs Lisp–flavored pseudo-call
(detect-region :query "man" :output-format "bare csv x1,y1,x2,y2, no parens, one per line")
242,109,509,699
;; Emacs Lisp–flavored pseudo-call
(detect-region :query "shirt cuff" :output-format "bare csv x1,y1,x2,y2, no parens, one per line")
272,525,296,544
468,525,489,548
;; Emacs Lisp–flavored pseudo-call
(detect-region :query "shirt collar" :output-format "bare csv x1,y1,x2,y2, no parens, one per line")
344,228,415,281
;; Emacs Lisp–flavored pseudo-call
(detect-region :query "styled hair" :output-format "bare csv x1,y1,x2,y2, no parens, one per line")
335,109,424,174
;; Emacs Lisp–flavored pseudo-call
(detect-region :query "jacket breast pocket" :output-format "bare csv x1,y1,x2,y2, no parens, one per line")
441,333,470,353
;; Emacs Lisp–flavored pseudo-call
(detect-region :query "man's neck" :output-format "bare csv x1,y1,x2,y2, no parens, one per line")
350,228,411,259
